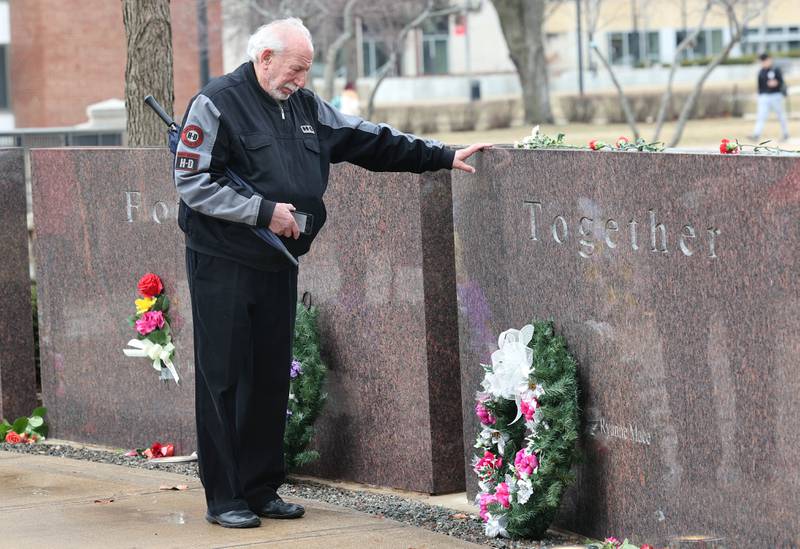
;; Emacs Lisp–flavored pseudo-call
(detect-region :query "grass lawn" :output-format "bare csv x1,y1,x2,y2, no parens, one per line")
427,116,799,152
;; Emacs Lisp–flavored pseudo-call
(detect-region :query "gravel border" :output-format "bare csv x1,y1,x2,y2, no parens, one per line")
1,442,584,548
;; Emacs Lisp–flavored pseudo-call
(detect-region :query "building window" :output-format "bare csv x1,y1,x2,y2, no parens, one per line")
676,29,723,59
421,16,449,74
608,31,660,65
742,25,800,54
362,37,389,77
0,44,8,110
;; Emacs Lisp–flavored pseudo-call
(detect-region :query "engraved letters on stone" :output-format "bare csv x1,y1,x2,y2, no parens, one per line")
523,200,721,259
125,191,178,224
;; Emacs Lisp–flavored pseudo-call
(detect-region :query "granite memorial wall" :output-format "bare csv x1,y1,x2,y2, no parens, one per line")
0,148,38,421
29,148,463,494
25,144,800,544
31,149,196,451
453,149,800,547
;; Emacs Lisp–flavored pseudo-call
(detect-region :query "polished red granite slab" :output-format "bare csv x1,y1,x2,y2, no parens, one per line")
453,148,800,547
297,164,464,494
30,149,463,493
0,148,38,420
31,149,195,452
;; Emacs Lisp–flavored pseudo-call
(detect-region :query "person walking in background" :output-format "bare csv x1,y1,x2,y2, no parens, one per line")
750,52,790,142
339,81,361,116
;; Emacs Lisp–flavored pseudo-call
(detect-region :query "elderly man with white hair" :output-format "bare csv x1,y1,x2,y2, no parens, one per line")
174,17,489,528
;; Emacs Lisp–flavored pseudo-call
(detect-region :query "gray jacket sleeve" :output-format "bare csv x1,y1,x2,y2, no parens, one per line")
174,94,274,227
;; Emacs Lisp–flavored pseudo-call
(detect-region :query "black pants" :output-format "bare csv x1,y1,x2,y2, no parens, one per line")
186,248,297,514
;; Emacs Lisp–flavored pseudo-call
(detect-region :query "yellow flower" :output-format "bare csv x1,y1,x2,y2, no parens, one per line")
135,297,156,314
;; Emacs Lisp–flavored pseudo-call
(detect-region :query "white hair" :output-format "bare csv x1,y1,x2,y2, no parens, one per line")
246,18,313,63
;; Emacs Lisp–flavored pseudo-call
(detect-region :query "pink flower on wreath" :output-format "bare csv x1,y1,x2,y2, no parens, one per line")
135,310,165,335
478,492,497,521
514,448,539,477
520,397,538,422
475,401,496,425
495,482,511,509
474,450,502,479
604,537,621,547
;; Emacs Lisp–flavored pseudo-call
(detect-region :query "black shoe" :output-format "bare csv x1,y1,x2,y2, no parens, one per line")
253,496,305,519
205,509,261,528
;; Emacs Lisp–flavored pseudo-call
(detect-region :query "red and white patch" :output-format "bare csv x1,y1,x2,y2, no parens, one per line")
181,125,204,148
175,152,200,172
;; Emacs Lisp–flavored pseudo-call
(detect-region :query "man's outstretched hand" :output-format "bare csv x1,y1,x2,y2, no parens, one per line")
452,143,493,173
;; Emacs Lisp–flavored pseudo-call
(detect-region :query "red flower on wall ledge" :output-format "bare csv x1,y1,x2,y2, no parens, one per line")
720,138,740,154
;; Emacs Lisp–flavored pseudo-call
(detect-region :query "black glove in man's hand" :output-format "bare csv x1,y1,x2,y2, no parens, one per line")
269,203,300,239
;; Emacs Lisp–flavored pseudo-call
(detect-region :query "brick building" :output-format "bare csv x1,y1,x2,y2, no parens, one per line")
5,0,223,130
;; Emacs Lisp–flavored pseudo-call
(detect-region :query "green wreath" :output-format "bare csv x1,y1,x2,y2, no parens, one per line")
473,320,580,539
285,300,328,470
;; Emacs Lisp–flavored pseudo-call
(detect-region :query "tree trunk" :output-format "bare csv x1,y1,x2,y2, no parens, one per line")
323,0,359,101
652,0,712,142
667,31,741,147
591,43,640,138
123,0,174,147
492,0,552,124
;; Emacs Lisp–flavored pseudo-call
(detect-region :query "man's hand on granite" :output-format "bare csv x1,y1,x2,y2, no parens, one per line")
453,143,493,174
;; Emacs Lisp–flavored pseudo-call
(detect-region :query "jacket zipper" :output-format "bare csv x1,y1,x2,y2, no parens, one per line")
279,103,285,120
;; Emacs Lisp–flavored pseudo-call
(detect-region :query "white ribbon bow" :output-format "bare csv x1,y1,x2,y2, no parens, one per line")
481,324,534,424
123,339,179,384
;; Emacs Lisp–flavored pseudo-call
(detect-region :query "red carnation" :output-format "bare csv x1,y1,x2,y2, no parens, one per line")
640,545,655,549
5,431,21,444
720,138,739,155
589,139,602,150
137,273,163,298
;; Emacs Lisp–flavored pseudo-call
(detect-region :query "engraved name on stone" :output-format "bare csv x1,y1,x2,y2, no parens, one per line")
588,417,652,445
125,191,178,224
523,201,721,259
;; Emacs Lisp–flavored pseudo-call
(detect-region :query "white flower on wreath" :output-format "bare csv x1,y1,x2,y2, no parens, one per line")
478,478,495,494
485,513,510,538
516,476,533,505
481,325,535,425
476,426,510,455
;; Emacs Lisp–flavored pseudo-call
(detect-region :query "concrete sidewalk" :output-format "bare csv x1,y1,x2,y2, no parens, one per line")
0,450,482,549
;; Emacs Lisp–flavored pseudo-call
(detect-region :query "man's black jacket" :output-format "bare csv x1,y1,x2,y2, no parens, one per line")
174,62,455,270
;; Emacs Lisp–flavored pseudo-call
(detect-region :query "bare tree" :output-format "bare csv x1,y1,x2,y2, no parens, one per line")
591,0,772,146
651,0,714,141
667,0,768,146
322,0,360,100
362,1,463,119
123,0,174,146
492,0,552,124
590,43,641,138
